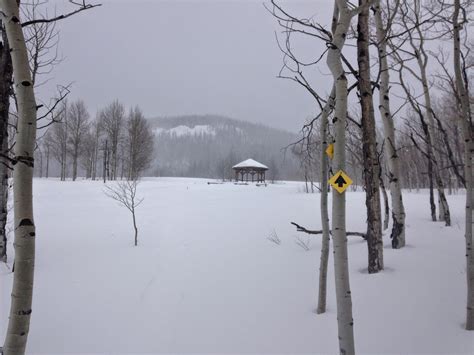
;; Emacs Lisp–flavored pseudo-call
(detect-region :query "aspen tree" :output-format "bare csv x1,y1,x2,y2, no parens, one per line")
1,0,38,353
0,20,12,263
373,0,406,248
67,100,90,181
317,86,335,314
357,0,383,272
398,1,451,225
453,0,474,330
326,1,364,353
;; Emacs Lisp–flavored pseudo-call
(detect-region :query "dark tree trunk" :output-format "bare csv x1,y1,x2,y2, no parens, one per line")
357,1,383,273
45,146,50,178
380,176,390,231
0,22,13,262
72,147,78,181
132,209,138,246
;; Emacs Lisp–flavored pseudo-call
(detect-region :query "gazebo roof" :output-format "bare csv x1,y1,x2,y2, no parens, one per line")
232,159,269,170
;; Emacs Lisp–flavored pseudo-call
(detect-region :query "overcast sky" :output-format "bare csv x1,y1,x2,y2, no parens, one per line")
35,0,334,132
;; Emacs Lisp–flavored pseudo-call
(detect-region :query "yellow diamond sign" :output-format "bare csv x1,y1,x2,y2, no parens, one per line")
325,143,334,159
328,170,353,194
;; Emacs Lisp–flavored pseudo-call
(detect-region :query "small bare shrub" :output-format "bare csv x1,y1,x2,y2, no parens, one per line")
104,179,143,246
294,235,311,251
267,229,281,245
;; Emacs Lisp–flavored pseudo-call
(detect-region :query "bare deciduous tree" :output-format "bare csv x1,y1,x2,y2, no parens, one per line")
327,1,362,353
0,19,13,263
1,0,38,352
391,0,451,226
373,0,407,248
104,179,143,246
126,106,153,180
51,101,68,181
100,100,125,180
357,0,383,273
67,99,89,181
316,86,334,314
452,0,474,330
22,0,61,86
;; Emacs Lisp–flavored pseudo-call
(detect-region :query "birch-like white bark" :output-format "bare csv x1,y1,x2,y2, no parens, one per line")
1,0,38,353
417,56,451,226
327,1,356,353
317,85,335,314
409,12,451,226
453,0,474,330
373,0,406,248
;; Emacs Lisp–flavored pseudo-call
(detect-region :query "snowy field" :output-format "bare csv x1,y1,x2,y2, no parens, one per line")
1,178,473,354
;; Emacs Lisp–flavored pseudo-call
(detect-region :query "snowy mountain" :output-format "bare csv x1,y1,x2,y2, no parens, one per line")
147,115,301,180
153,124,219,137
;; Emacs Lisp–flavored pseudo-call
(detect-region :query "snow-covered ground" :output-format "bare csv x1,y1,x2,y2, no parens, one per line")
1,178,473,354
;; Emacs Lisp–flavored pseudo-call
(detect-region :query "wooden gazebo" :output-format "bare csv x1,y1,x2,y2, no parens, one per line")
232,159,268,183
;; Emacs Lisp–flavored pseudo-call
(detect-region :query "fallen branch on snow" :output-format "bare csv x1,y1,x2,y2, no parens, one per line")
290,222,366,239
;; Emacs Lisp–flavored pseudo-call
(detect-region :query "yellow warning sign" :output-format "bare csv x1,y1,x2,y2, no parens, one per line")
325,144,334,159
328,170,353,194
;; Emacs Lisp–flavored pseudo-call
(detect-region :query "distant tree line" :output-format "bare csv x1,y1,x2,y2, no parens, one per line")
292,88,469,196
36,99,154,181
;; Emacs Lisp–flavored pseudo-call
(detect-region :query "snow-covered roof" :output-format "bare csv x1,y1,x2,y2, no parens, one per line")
232,159,269,170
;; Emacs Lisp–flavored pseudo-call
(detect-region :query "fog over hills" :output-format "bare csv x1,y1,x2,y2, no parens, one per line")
147,115,301,180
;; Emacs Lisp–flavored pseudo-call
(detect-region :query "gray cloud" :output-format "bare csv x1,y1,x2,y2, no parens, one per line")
38,0,334,132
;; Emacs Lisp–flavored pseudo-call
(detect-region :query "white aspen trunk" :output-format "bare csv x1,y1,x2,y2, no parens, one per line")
1,0,38,353
467,156,474,329
317,86,335,314
453,0,474,330
422,87,450,226
373,0,406,248
411,26,451,226
357,0,383,273
327,2,355,353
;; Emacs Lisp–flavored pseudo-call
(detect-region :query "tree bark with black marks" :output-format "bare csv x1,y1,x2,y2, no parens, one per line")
0,20,13,263
453,0,474,330
379,169,389,231
317,86,335,314
357,0,383,273
399,1,451,226
327,1,360,353
373,0,406,248
1,0,38,352
428,152,437,221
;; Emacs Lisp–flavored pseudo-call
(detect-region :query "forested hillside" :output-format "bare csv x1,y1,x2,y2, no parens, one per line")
147,115,301,180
